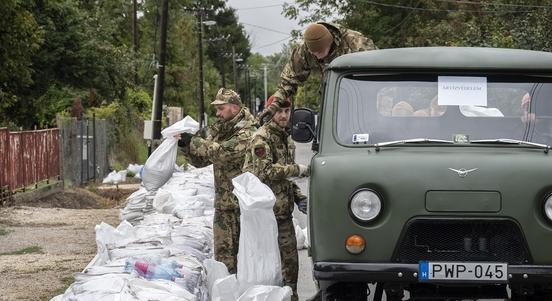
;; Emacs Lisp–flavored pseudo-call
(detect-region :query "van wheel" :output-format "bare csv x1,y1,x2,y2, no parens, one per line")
323,282,367,301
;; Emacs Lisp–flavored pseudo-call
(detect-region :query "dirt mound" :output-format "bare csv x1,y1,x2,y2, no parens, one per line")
17,187,130,209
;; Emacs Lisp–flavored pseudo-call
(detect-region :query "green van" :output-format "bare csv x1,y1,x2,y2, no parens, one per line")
292,47,552,301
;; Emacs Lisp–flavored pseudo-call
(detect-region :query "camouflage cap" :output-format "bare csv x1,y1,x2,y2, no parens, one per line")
211,88,242,106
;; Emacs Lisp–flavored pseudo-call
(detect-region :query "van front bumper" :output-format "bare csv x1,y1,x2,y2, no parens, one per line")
313,262,552,284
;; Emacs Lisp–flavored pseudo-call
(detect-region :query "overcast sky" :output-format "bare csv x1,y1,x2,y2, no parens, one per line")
226,0,304,56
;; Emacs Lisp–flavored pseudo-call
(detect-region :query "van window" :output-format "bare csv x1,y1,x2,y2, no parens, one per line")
336,74,552,145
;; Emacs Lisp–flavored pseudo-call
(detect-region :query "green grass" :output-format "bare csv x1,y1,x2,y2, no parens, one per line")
0,245,43,256
0,228,11,236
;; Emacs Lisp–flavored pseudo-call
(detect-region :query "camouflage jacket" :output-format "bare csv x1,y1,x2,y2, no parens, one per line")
243,121,306,218
272,22,376,106
183,108,257,210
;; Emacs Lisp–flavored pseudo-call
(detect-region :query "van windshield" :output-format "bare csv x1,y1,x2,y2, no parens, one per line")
336,74,552,146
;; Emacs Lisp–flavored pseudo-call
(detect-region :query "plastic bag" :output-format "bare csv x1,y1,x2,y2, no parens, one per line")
237,285,292,301
142,116,199,191
232,172,282,290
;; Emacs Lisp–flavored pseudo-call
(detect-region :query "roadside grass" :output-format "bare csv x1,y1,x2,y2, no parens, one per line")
0,227,11,236
0,245,43,256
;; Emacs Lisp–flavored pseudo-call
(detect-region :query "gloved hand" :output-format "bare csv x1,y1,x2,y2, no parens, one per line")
297,198,307,214
298,164,310,177
178,132,193,148
258,101,281,125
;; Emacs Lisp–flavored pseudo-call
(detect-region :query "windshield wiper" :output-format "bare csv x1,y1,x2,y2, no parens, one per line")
471,139,551,152
375,138,454,151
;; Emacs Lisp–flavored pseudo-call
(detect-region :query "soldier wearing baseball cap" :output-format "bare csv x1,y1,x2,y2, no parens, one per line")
259,22,377,124
178,87,257,273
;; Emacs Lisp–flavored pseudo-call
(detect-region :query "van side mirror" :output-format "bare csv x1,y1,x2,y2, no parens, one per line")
292,108,316,143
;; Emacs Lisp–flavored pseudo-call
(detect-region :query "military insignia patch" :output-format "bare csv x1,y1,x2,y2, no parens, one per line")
254,147,266,158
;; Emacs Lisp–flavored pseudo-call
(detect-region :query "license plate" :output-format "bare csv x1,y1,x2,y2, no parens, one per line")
419,261,508,282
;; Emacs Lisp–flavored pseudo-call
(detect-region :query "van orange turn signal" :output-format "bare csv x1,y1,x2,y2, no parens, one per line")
345,234,365,254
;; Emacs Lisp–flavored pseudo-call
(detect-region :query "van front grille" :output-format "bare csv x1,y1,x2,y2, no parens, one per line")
392,218,531,264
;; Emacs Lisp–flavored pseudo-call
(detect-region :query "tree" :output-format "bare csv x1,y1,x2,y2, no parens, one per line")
0,0,42,126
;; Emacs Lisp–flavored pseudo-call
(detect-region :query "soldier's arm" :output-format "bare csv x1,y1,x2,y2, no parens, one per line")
245,136,301,182
272,45,311,106
189,131,250,165
345,29,377,53
180,136,212,168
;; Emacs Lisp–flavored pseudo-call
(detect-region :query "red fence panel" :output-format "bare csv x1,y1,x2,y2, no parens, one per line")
0,128,8,188
2,129,60,191
8,132,22,190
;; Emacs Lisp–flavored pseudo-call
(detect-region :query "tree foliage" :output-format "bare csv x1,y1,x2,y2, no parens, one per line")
0,0,251,129
281,0,552,110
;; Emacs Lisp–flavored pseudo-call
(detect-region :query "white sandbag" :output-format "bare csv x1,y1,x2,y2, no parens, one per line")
237,285,292,301
102,170,127,184
203,259,230,295
161,116,200,139
142,137,179,191
212,274,240,301
95,221,137,265
233,172,282,291
153,189,174,213
295,224,306,250
142,116,199,192
127,163,144,178
302,227,309,248
129,278,197,301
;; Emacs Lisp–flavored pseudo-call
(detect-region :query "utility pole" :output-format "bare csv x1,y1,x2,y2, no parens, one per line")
263,64,268,102
132,0,138,85
153,0,169,140
197,8,205,128
232,46,237,90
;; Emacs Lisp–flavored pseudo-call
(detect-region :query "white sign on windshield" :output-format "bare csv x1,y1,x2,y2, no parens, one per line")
438,76,487,106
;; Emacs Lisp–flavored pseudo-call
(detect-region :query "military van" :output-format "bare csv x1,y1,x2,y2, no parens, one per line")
292,47,552,301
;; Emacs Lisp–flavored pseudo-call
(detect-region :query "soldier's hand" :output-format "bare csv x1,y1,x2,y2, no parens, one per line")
297,198,308,214
178,132,193,148
298,164,310,177
258,101,280,125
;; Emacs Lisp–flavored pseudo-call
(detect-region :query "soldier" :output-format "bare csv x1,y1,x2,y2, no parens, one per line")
178,88,257,274
259,22,376,123
243,96,309,300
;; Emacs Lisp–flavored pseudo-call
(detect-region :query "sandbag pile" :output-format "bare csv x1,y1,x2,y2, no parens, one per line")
51,164,215,301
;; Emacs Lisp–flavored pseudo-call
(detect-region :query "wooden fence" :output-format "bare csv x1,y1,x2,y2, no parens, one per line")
0,128,60,192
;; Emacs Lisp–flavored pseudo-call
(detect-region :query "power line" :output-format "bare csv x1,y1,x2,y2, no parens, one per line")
240,22,291,35
360,0,544,13
253,36,291,50
234,3,283,11
436,0,552,8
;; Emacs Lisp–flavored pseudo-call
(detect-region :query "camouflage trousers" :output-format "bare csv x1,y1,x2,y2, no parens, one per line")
277,217,299,301
213,208,240,274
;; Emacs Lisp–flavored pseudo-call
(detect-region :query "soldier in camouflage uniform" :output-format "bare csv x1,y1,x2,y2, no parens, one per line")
260,22,376,123
243,96,309,300
179,88,257,274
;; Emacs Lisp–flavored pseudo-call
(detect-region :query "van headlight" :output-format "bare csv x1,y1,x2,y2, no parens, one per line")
545,195,552,221
350,190,382,222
